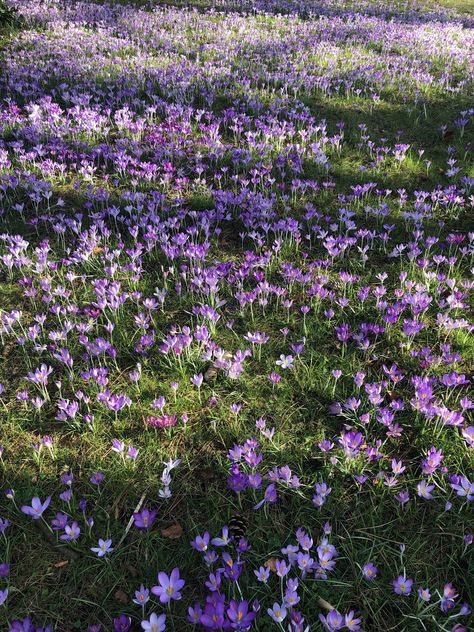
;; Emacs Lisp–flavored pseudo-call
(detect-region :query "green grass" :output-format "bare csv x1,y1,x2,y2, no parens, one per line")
0,1,473,631
426,0,474,15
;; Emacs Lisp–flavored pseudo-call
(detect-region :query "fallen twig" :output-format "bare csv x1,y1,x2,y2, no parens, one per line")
114,492,146,551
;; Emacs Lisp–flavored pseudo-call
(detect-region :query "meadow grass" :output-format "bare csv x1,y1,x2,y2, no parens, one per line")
0,0,473,631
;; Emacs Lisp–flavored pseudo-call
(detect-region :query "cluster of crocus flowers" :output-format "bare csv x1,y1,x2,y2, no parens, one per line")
0,0,473,629
146,414,177,429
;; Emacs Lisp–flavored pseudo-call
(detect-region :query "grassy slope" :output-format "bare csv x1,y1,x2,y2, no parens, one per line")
0,1,473,631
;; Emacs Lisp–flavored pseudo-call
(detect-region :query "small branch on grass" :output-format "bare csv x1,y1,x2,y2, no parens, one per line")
317,596,335,611
114,491,146,551
317,597,366,632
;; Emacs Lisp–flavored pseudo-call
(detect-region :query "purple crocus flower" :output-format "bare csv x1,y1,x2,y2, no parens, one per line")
113,615,131,632
126,445,139,460
200,593,226,629
275,354,293,369
275,559,290,578
190,373,203,388
111,439,125,454
440,583,458,613
211,526,230,547
345,611,361,631
319,609,345,631
267,602,286,623
133,507,157,529
51,512,68,531
8,617,32,631
450,476,474,501
362,562,378,580
141,613,166,632
151,568,185,603
254,483,277,510
227,600,256,630
90,538,113,557
188,603,203,625
392,575,413,595
133,585,150,606
417,480,435,499
90,471,104,486
191,531,210,552
21,495,51,520
418,587,431,602
254,566,270,583
60,521,80,541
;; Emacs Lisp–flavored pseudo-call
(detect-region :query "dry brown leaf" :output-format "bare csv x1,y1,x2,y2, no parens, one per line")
387,390,400,400
161,523,183,539
114,589,128,604
264,557,277,572
53,560,69,569
125,563,138,578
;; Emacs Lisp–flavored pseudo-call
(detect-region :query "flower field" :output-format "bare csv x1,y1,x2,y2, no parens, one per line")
0,0,473,630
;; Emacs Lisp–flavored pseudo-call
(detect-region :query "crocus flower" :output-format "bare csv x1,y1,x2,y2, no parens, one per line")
0,588,8,606
51,512,68,531
21,495,51,520
319,609,344,630
440,583,458,613
111,439,125,454
254,483,277,510
113,615,131,632
392,575,413,595
227,600,256,630
345,611,361,631
450,476,474,501
211,527,230,547
254,566,270,583
90,538,113,557
275,354,293,369
201,594,226,629
418,587,431,602
133,507,157,529
151,568,185,603
133,585,150,606
417,480,435,499
90,471,104,486
127,445,139,460
188,604,203,625
267,602,286,623
191,531,210,552
141,613,166,632
395,490,410,505
190,373,203,388
60,521,80,541
275,559,290,578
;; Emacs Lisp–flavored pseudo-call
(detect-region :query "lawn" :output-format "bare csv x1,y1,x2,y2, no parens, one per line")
0,0,473,631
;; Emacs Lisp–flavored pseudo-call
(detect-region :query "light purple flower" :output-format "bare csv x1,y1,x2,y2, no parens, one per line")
141,613,166,632
151,568,185,603
392,575,413,595
91,538,113,557
267,602,286,623
21,495,51,520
